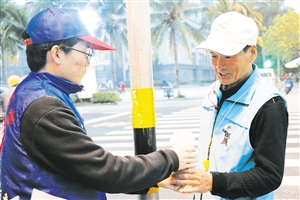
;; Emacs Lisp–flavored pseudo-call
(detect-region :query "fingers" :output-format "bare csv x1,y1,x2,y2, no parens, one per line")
178,163,197,170
178,158,197,170
170,179,194,186
158,177,184,192
182,163,197,169
184,146,197,152
172,168,197,178
178,186,200,193
159,173,206,194
172,184,183,191
170,169,213,194
160,168,212,194
171,147,197,170
166,179,199,193
174,168,197,174
171,146,197,157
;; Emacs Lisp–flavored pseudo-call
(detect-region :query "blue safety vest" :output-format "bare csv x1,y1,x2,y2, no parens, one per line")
1,72,106,200
196,65,287,200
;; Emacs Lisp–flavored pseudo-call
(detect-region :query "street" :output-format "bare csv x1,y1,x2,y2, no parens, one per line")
76,84,299,200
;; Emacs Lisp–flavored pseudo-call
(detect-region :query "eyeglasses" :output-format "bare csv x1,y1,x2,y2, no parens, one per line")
62,46,93,64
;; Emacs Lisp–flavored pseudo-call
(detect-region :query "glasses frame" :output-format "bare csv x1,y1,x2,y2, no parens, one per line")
61,45,93,64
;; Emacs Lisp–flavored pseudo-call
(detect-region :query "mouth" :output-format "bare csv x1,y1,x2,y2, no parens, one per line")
219,72,230,77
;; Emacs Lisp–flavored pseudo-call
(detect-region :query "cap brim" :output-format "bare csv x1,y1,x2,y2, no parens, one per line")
196,38,246,56
78,36,116,51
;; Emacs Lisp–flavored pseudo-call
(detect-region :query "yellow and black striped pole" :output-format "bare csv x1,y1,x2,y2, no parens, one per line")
126,0,158,199
131,88,156,154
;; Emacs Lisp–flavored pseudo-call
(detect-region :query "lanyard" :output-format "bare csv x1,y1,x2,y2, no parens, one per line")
203,78,261,171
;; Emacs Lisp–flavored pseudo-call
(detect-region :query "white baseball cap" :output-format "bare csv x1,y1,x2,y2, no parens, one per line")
196,11,258,56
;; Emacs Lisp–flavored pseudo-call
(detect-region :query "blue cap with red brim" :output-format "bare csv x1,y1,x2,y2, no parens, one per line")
25,7,115,51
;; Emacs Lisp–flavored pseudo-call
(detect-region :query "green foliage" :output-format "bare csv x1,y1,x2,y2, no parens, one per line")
0,2,29,83
91,92,121,104
0,3,27,56
262,9,300,63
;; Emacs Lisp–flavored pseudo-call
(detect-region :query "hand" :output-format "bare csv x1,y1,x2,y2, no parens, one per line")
171,168,213,193
157,176,183,191
171,147,197,170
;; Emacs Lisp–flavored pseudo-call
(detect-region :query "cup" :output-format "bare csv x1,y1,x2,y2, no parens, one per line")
170,130,196,148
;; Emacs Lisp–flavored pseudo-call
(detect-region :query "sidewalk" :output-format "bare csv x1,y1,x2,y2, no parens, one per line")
120,82,300,102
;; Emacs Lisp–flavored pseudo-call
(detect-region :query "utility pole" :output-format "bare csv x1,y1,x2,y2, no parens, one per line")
126,1,158,199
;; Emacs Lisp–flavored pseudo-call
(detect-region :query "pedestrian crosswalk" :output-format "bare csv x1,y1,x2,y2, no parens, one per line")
279,102,300,191
91,106,202,156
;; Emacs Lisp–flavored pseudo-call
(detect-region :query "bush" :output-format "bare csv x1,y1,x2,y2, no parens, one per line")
176,94,186,98
91,92,121,104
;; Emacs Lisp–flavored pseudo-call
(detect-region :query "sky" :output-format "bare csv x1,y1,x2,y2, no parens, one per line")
284,0,300,13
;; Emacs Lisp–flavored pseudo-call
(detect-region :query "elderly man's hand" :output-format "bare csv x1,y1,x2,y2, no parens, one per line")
170,168,213,194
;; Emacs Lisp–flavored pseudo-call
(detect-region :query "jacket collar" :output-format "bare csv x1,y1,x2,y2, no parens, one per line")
227,64,262,104
28,72,83,95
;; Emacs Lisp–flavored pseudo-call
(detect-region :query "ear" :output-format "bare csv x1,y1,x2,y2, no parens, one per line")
49,45,61,64
249,45,257,62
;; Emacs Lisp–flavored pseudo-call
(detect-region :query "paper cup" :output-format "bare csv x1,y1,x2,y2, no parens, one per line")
170,130,195,148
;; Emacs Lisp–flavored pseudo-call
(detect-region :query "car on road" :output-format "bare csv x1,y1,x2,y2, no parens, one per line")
98,82,109,91
258,68,276,84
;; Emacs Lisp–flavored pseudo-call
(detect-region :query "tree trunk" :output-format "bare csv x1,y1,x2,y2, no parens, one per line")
171,28,181,96
110,51,117,90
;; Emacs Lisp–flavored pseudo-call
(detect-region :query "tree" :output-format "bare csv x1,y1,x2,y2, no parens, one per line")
0,2,27,84
93,0,127,90
254,0,286,27
23,0,90,17
252,0,288,70
262,9,300,63
200,0,264,46
150,0,204,96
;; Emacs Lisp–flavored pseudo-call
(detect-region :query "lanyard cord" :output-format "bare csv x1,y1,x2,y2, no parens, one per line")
204,78,260,170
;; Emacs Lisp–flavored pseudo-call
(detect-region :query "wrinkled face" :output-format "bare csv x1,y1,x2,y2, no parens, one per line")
210,46,257,88
58,41,90,85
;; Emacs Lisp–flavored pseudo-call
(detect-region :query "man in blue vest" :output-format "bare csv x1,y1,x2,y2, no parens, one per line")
1,7,196,199
169,11,288,200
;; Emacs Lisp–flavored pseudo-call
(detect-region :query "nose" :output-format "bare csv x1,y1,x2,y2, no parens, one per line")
214,57,225,70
